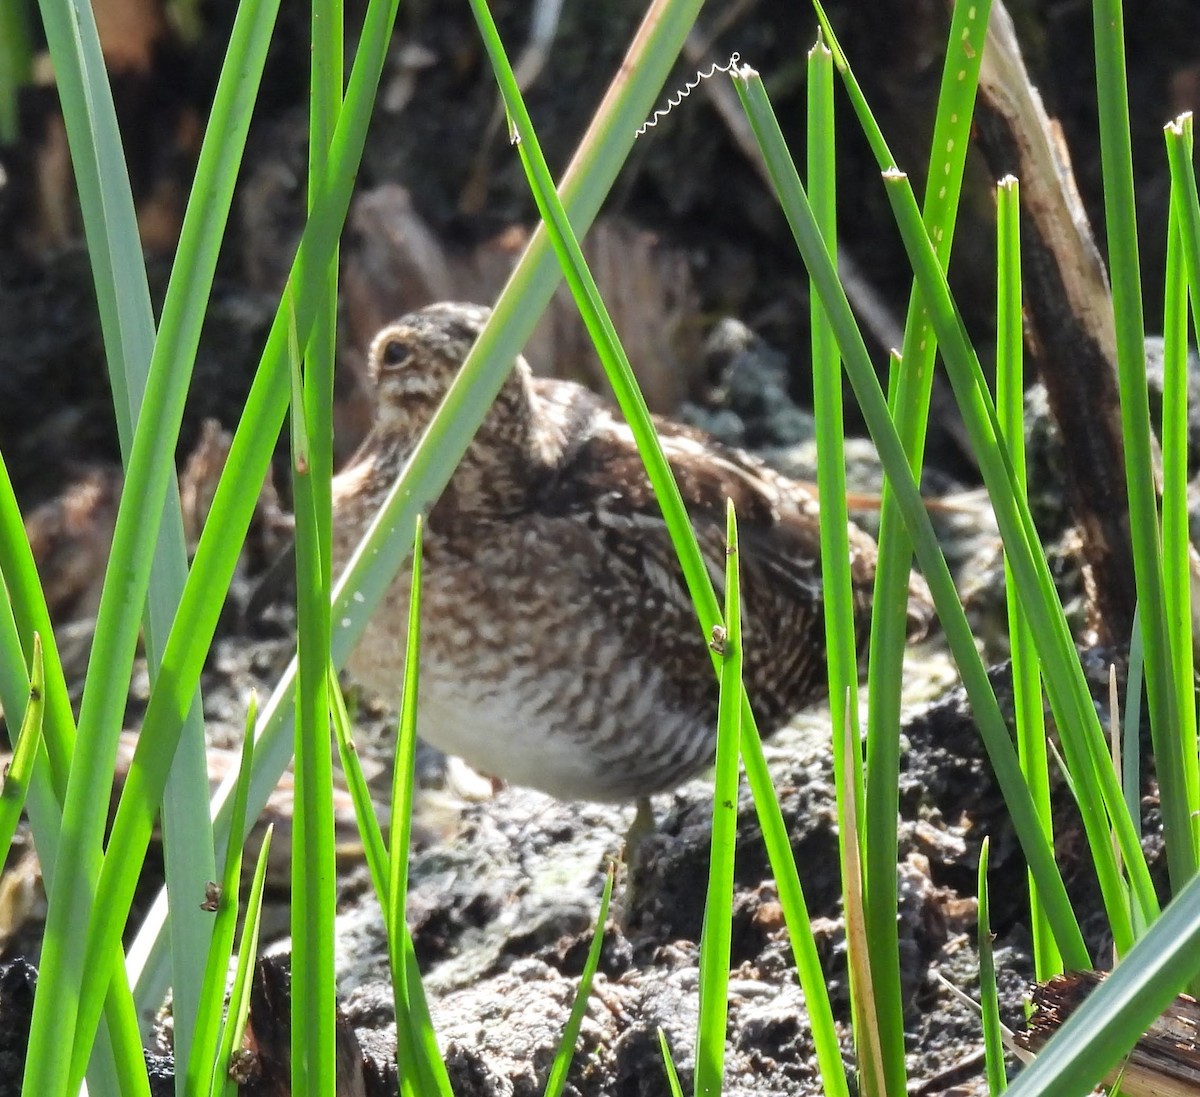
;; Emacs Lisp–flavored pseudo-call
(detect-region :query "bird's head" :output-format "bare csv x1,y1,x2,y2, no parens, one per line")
367,301,532,445
362,303,550,517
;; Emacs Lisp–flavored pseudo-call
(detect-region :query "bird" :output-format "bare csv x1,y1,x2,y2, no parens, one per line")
332,302,934,803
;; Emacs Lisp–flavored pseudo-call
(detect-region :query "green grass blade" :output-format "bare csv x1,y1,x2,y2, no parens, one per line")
388,518,430,1097
1107,667,1128,963
303,0,341,514
1122,607,1144,845
806,1,889,167
287,301,308,464
1167,115,1200,343
995,175,1059,979
467,0,720,657
33,0,153,410
215,823,274,1097
395,952,446,1096
0,634,44,860
807,29,859,824
289,471,337,1097
543,864,615,1097
329,670,387,896
0,452,74,803
186,696,257,1097
288,0,342,1073
738,713,850,1097
660,1029,686,1097
1164,116,1200,874
328,523,451,1094
389,515,422,966
1162,119,1198,860
694,502,742,1097
288,0,343,1069
329,668,452,1097
731,67,1089,968
1094,0,1194,894
806,12,867,952
805,42,875,1085
978,838,1007,1094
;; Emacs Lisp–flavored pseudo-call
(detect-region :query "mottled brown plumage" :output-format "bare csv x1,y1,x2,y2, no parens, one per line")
333,302,932,802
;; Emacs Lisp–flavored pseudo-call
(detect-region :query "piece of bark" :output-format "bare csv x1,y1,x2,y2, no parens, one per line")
975,1,1138,648
1017,970,1200,1097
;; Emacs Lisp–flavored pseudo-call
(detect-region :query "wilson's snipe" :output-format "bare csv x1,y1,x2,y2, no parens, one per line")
333,302,933,802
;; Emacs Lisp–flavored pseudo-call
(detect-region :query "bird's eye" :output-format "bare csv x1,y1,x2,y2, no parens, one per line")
380,339,410,367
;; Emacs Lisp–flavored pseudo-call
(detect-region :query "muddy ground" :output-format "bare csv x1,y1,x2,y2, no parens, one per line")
1,0,1198,1093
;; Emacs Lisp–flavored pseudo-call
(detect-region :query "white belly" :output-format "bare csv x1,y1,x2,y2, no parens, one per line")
341,522,716,801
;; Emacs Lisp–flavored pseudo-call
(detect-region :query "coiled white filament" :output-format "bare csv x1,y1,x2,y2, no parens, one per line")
636,53,742,137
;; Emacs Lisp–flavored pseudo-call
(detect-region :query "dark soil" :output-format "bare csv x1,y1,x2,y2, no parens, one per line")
1,0,1195,1093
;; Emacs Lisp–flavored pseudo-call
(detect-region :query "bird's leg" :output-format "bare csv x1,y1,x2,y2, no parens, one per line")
622,796,656,871
614,796,657,929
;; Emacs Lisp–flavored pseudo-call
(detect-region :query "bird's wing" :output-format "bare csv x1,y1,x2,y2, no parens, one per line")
528,386,854,729
531,380,880,612
529,378,935,636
